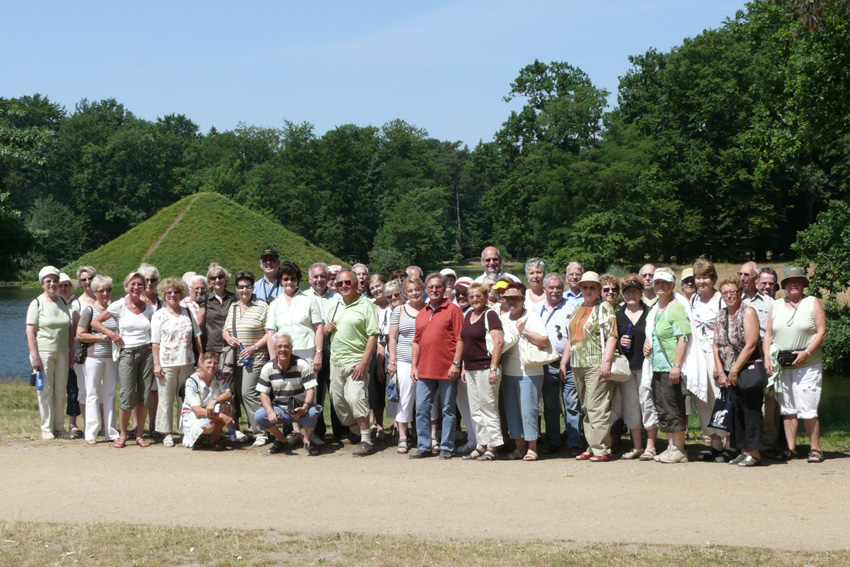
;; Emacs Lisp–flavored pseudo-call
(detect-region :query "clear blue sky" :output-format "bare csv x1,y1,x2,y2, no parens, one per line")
2,1,748,147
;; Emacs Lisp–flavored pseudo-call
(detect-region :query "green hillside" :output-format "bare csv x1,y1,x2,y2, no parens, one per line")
65,192,345,280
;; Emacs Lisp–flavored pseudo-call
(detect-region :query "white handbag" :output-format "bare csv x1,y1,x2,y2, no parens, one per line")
600,306,630,382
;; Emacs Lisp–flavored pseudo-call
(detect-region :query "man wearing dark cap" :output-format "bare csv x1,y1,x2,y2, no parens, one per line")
254,247,282,303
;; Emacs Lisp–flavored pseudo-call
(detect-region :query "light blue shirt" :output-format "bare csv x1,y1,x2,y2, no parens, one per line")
254,278,281,304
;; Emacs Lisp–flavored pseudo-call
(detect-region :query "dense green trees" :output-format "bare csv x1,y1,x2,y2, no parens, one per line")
1,0,849,288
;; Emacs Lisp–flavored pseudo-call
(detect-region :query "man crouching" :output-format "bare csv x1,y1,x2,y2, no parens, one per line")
256,331,323,455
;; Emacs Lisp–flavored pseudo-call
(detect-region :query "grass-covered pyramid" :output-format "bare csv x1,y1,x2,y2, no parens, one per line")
65,192,345,280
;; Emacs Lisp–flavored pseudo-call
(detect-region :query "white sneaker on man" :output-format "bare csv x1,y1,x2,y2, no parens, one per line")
658,447,689,464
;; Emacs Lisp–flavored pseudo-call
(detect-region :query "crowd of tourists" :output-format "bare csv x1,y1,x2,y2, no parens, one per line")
25,245,827,465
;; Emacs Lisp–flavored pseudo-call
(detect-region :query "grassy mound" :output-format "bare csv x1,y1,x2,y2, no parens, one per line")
64,192,344,280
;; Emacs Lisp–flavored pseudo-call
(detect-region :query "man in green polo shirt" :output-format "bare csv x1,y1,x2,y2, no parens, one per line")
324,270,379,456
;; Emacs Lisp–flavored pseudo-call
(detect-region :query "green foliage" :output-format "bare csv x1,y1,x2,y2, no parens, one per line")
64,192,344,281
369,186,452,272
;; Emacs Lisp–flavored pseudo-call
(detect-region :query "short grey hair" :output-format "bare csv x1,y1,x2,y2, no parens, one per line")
566,262,584,274
309,262,329,276
405,265,423,278
525,257,546,274
385,279,404,297
424,272,445,287
483,274,499,285
543,272,564,286
137,263,160,280
352,263,369,274
273,330,293,343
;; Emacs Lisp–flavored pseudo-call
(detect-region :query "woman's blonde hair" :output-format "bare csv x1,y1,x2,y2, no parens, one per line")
157,277,188,301
206,262,231,285
76,265,98,279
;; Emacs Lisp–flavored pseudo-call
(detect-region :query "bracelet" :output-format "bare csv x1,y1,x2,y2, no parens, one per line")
602,358,612,363
316,349,323,354
804,348,811,356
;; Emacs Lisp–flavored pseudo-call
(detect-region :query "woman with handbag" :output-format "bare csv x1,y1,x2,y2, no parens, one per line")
76,275,120,445
562,272,618,462
713,277,764,467
459,283,505,461
92,271,155,448
501,282,550,461
614,275,654,460
222,270,270,446
151,278,204,448
26,266,74,440
763,266,828,464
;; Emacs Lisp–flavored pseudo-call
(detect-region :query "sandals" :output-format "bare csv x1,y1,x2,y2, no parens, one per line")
430,437,440,454
397,439,409,454
507,449,525,460
808,449,825,463
638,448,656,461
135,437,150,448
774,449,798,462
575,451,593,461
589,454,611,462
113,437,127,449
70,426,83,439
463,446,487,461
738,455,761,467
622,448,643,460
477,449,497,461
523,449,538,461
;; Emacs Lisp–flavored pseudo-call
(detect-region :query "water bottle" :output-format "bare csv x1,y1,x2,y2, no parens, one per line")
623,324,633,354
239,343,252,371
36,369,44,391
229,425,237,442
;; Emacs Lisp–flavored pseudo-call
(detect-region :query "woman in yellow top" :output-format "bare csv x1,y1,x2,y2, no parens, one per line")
561,272,618,462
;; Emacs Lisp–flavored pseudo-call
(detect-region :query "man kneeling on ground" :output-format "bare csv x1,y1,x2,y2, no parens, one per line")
255,332,323,456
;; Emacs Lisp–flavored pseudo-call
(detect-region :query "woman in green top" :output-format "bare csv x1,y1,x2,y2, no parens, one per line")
562,271,618,462
764,266,827,463
642,267,691,464
25,266,74,440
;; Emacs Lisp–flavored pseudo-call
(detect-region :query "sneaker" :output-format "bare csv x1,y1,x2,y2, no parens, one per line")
268,440,287,454
455,442,475,455
305,442,319,456
252,436,268,448
41,431,55,440
352,441,376,457
409,449,431,459
659,447,689,464
232,429,249,443
310,435,325,447
163,436,175,448
439,449,452,460
286,432,304,447
653,447,671,462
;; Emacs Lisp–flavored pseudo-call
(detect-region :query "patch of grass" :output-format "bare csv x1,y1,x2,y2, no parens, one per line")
0,522,848,567
63,192,345,281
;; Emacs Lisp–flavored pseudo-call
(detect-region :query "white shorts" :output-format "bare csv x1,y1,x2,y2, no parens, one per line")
778,363,822,420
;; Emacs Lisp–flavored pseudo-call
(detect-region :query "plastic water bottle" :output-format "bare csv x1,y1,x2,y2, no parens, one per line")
229,425,237,442
36,369,44,391
239,343,252,371
623,324,633,353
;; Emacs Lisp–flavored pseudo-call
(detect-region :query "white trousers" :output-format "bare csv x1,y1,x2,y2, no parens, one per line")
84,356,119,441
35,350,69,435
391,361,416,423
466,369,502,447
455,378,477,447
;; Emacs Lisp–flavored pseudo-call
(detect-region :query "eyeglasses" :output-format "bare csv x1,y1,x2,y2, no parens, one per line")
280,276,297,282
96,288,112,293
483,258,500,263
165,290,181,296
236,284,252,290
426,285,443,290
387,292,402,299
337,280,353,287
210,275,226,281
682,280,696,286
737,271,754,278
43,278,58,284
79,277,93,283
145,277,158,283
602,287,618,294
721,290,740,297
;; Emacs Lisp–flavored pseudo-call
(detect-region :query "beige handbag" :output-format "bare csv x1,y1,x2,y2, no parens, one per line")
599,307,630,382
518,314,560,368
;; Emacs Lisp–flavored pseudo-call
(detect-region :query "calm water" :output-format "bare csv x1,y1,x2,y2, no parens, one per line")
3,285,849,398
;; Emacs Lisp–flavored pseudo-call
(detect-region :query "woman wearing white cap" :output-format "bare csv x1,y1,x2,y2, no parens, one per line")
641,267,692,464
26,266,74,439
562,271,618,462
764,266,827,463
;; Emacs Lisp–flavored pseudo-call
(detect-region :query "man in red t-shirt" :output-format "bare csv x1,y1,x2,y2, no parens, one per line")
410,273,464,459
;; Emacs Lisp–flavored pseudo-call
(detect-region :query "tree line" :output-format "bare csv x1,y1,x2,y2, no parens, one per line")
2,1,848,288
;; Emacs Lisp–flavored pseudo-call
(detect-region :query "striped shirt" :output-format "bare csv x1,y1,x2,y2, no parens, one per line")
389,304,418,364
256,355,317,404
224,298,269,366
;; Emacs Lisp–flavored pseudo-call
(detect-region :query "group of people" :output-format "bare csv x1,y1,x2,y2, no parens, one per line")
25,245,827,465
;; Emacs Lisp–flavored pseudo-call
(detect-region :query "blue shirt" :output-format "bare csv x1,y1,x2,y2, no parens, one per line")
254,278,281,304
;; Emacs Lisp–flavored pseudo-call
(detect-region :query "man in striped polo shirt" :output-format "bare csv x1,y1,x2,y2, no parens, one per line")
255,332,323,455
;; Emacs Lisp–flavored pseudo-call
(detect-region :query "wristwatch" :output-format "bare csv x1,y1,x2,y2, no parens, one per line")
672,363,683,368
489,367,498,372
452,361,461,368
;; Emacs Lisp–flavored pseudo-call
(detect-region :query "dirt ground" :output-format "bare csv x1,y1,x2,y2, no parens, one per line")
3,439,849,551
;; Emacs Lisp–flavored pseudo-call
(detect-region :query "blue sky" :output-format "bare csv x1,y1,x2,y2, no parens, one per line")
2,1,747,147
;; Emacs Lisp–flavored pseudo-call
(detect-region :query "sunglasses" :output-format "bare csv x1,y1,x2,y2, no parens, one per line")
387,292,402,299
145,277,158,283
79,277,93,283
236,284,252,290
43,278,58,284
210,275,226,281
337,280,353,287
483,258,500,263
602,287,618,293
280,276,298,282
96,288,112,293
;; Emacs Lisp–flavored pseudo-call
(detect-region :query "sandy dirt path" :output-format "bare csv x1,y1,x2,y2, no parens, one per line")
3,441,848,550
